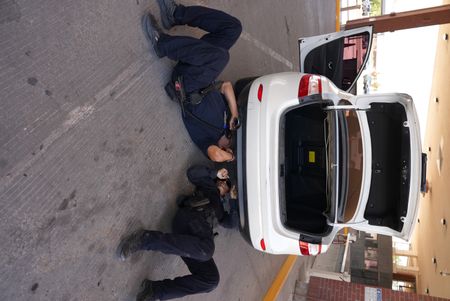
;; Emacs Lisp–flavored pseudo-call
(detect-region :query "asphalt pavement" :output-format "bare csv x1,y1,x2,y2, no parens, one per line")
0,0,334,300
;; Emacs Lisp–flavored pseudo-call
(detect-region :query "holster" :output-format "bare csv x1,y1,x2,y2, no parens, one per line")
188,197,211,208
165,76,187,116
164,76,223,107
177,192,211,209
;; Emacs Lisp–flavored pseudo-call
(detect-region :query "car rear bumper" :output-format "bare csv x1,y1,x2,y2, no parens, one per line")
236,79,269,252
236,83,253,246
236,73,321,255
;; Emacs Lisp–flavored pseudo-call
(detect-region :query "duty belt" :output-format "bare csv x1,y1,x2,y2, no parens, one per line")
164,76,228,136
165,76,223,107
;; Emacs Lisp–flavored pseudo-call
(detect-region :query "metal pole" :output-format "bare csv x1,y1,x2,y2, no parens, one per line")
340,233,352,273
341,5,361,12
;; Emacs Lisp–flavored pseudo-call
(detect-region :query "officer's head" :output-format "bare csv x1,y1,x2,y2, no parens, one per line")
216,179,231,196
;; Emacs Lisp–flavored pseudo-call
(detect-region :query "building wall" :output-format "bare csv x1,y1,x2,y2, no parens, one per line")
350,232,393,288
307,277,449,301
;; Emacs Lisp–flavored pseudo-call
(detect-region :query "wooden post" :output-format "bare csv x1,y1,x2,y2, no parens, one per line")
336,0,341,32
345,4,450,33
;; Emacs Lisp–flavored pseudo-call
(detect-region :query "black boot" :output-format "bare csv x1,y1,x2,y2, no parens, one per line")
136,279,156,301
176,194,190,208
116,229,145,261
141,13,164,58
156,0,178,30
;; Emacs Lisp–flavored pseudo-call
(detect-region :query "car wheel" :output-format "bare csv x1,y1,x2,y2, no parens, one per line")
234,77,259,97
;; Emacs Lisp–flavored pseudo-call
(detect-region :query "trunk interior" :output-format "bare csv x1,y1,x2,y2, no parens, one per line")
364,103,410,232
281,103,332,236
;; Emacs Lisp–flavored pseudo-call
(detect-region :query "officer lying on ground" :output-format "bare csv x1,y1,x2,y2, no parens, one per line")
117,165,238,301
143,0,242,162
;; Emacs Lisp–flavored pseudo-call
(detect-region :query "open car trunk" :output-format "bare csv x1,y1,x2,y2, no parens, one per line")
364,102,411,232
279,100,413,236
279,103,333,236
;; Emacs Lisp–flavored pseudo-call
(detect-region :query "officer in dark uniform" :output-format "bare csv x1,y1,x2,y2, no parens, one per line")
143,0,242,162
117,165,238,301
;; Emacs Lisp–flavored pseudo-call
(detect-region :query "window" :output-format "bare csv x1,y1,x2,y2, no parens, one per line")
365,247,378,271
304,32,371,91
392,281,416,293
341,34,370,90
394,255,409,267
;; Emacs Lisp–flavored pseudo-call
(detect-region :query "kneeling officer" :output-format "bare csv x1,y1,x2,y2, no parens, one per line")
117,165,238,301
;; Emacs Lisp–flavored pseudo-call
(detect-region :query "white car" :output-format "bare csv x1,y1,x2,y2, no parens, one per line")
235,27,427,255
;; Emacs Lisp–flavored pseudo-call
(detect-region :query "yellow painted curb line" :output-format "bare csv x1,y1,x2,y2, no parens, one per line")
263,255,298,301
336,0,341,32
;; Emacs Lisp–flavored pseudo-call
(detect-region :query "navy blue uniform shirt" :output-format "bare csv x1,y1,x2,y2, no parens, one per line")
182,91,227,156
187,165,238,229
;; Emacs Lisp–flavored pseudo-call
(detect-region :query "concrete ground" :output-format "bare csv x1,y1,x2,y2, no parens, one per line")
411,2,450,297
0,0,335,300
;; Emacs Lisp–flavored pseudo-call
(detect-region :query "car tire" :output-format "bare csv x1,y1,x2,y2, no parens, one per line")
234,77,259,97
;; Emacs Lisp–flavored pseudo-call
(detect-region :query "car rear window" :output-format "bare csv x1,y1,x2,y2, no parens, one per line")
303,32,371,91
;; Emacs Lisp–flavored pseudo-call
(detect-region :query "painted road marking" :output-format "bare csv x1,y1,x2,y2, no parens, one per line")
240,31,294,70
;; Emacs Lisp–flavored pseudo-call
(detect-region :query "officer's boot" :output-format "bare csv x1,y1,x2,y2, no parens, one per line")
142,13,164,58
176,194,189,208
136,279,157,301
156,0,178,30
116,229,145,261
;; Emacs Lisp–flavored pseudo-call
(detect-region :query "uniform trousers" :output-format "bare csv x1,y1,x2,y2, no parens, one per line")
140,208,219,300
157,5,242,93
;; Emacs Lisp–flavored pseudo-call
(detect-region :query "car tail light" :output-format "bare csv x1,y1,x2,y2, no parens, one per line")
298,74,322,98
299,241,322,256
257,84,263,102
260,238,266,250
